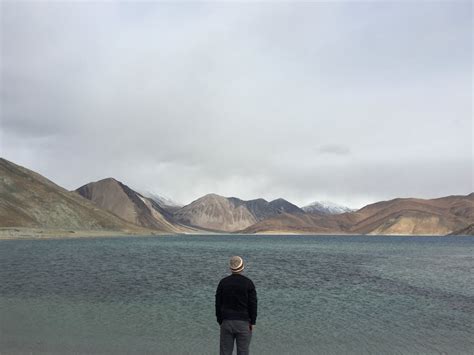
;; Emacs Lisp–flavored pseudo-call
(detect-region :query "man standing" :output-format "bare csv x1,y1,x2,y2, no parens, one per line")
215,256,257,355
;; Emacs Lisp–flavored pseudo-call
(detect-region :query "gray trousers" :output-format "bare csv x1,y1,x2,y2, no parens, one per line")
220,320,252,355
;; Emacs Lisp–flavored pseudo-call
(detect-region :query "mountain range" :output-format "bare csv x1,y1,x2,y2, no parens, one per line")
173,194,303,232
1,157,472,236
244,194,474,235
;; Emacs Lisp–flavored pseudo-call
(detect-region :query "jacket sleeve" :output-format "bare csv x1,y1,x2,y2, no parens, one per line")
215,281,223,324
248,281,257,325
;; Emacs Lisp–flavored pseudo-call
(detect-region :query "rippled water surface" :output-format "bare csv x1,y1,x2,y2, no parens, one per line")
1,235,473,354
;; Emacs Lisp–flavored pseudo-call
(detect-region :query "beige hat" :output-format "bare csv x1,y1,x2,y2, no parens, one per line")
229,256,245,273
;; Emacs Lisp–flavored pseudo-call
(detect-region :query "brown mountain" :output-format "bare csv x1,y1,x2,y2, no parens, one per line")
241,212,350,234
348,194,473,235
0,158,147,233
76,178,192,233
243,194,474,235
174,194,303,232
173,194,257,232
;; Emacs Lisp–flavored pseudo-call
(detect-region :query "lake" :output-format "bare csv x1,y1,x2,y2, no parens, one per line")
0,235,473,354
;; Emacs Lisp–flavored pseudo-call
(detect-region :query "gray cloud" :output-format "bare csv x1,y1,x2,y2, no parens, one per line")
318,144,351,156
1,1,472,208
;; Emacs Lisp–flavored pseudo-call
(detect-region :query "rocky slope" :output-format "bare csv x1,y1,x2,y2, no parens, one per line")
268,198,303,214
243,194,474,235
174,194,303,232
0,158,148,233
76,179,192,233
449,223,474,236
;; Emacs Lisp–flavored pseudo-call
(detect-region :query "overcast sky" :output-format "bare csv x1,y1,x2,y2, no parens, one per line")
1,1,472,208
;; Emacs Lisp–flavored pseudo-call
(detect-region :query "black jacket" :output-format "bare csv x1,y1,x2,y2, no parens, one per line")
215,273,257,325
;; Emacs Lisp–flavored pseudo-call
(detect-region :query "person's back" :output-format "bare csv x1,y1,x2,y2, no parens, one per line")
215,256,257,355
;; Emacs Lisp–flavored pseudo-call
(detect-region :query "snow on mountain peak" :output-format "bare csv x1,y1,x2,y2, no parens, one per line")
137,191,183,208
302,201,354,215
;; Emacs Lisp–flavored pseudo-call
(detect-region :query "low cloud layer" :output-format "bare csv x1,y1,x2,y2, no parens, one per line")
1,2,472,208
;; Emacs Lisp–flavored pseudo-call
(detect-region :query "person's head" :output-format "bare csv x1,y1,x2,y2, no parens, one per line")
229,256,245,274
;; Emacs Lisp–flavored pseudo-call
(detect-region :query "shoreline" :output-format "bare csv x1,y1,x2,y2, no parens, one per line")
0,227,468,240
0,228,169,240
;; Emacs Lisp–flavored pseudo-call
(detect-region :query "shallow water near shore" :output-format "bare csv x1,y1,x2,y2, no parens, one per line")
1,235,473,354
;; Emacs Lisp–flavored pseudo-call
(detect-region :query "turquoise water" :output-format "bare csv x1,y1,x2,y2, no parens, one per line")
0,235,473,354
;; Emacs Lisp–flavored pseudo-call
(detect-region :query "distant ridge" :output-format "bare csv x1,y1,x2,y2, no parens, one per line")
139,191,183,213
243,194,474,235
